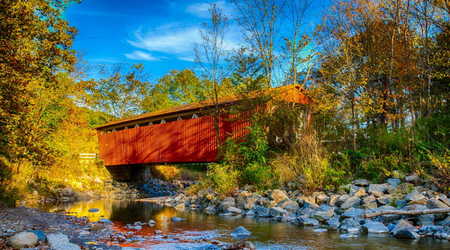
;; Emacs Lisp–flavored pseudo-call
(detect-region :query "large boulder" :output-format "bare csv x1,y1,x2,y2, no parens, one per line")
47,233,80,250
342,208,365,218
312,206,335,222
327,216,341,230
405,174,421,184
362,195,377,209
231,226,251,238
269,207,288,217
391,220,419,239
219,197,236,211
405,190,427,205
368,184,389,197
339,218,362,234
270,189,289,203
277,199,299,213
227,207,242,214
340,196,361,209
386,178,401,188
297,216,319,226
254,205,270,217
363,221,389,234
8,232,38,249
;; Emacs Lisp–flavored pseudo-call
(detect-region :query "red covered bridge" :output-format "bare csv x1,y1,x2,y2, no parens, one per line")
95,85,311,179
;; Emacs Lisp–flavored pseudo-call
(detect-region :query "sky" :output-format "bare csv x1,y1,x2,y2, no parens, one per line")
65,0,330,81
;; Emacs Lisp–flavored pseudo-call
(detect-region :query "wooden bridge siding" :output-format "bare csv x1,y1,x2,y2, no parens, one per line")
98,114,250,166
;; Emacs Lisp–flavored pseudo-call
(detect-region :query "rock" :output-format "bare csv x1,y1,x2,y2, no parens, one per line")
393,228,420,239
243,197,258,210
99,218,112,224
314,192,329,205
47,233,80,250
219,197,236,210
342,208,365,218
353,179,369,187
438,195,450,207
312,206,335,222
377,196,391,205
417,214,434,226
205,205,216,214
340,196,361,209
368,184,388,197
227,207,242,214
8,232,38,249
405,190,427,205
327,216,340,230
88,208,99,213
437,216,450,226
297,216,319,226
362,195,377,209
363,221,389,233
254,205,270,217
386,178,401,188
340,233,359,239
269,207,288,217
405,174,421,184
427,198,449,209
270,189,289,203
277,199,299,213
148,220,156,226
171,217,185,222
335,195,350,207
231,226,251,238
391,219,416,234
339,218,361,234
328,195,340,206
28,230,46,241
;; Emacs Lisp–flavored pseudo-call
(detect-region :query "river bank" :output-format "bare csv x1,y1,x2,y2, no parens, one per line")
159,175,450,242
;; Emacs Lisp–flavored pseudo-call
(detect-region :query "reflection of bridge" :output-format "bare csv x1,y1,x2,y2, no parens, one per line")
95,85,311,180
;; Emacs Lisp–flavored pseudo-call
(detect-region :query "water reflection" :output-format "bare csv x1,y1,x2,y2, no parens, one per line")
45,200,450,250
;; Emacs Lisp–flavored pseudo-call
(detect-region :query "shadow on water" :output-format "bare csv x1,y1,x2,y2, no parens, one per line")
43,199,450,250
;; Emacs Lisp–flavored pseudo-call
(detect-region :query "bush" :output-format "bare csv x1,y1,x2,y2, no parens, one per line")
207,164,239,195
151,165,181,181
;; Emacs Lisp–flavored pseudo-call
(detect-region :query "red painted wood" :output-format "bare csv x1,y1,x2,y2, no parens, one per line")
98,113,250,166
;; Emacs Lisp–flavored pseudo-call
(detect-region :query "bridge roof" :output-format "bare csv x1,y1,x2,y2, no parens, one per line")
95,84,311,130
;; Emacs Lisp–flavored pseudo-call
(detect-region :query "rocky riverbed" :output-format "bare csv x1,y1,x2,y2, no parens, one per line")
159,175,450,242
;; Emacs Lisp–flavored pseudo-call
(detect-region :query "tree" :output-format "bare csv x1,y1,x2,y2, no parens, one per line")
142,69,211,112
0,0,77,165
86,64,150,119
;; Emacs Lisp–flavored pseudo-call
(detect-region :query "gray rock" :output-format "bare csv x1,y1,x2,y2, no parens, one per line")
362,195,377,209
349,186,367,197
427,198,449,209
231,226,251,238
243,197,258,210
391,219,416,234
328,195,340,206
254,205,270,217
394,229,420,239
269,207,288,217
437,216,450,226
417,214,434,226
405,190,427,205
340,233,359,239
353,179,369,187
314,192,329,205
327,216,340,230
342,208,365,218
219,197,236,210
298,216,320,226
368,184,389,197
277,199,299,213
386,178,401,188
8,232,38,249
205,205,216,214
335,195,350,207
363,221,389,233
270,189,289,203
47,233,80,250
313,228,328,233
312,206,335,222
438,195,450,207
376,196,391,205
339,218,361,234
340,196,361,209
227,206,242,214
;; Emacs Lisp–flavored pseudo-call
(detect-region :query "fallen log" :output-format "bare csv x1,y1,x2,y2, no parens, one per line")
364,208,450,218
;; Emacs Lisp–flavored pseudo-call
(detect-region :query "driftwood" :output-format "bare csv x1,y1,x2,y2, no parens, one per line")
364,208,450,218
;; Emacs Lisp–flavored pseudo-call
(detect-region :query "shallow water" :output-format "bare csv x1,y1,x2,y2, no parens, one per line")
43,199,450,249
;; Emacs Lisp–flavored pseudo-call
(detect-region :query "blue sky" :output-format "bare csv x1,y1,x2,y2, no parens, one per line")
65,0,330,80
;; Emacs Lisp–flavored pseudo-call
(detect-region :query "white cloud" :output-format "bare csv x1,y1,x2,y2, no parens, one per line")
186,1,235,18
125,50,160,61
127,24,243,62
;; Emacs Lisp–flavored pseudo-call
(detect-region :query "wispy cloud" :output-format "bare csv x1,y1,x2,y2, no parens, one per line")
127,23,242,62
125,50,160,61
186,1,235,18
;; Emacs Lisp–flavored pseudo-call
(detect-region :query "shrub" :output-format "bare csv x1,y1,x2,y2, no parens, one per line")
207,164,239,195
151,165,181,181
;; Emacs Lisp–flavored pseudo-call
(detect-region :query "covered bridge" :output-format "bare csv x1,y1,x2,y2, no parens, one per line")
96,84,311,179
